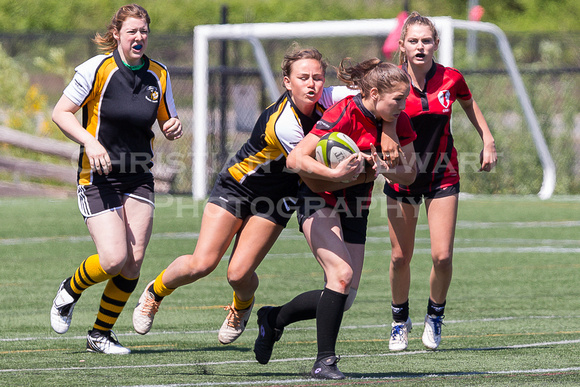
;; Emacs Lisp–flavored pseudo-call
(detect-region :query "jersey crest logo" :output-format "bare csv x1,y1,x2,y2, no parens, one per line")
438,90,451,109
146,86,159,103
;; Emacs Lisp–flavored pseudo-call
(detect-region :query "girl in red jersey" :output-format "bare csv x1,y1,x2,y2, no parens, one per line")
385,12,497,352
253,58,416,380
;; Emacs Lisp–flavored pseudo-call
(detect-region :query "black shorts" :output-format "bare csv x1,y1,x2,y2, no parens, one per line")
296,183,372,245
207,173,297,227
384,182,460,205
77,174,155,219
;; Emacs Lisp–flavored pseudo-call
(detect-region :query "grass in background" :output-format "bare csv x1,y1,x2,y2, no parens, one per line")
1,195,579,386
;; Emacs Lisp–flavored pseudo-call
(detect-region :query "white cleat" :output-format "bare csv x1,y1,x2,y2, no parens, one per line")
422,314,445,350
218,299,254,344
86,329,131,355
389,317,412,351
50,278,77,334
132,280,161,335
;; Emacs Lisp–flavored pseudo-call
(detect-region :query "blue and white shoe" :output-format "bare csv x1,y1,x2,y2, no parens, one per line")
389,317,412,351
422,314,445,350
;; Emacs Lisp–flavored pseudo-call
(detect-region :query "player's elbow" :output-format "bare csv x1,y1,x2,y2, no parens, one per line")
286,152,299,172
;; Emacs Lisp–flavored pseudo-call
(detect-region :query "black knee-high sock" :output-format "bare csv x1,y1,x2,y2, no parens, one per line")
316,288,348,362
269,290,322,329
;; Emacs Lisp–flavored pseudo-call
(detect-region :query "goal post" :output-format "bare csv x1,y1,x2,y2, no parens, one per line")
192,17,555,200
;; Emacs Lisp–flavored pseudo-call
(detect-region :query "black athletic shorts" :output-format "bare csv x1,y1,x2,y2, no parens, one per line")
207,173,297,227
296,182,372,245
77,173,155,219
384,182,460,205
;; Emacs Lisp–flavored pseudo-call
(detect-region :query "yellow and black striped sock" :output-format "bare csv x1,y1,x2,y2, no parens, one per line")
93,274,139,332
66,254,112,299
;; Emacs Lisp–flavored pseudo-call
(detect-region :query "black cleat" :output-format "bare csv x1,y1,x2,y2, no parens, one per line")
253,306,284,364
310,356,345,380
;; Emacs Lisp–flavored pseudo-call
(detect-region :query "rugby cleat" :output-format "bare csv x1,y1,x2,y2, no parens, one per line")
422,314,445,350
50,278,78,334
311,355,345,380
253,306,284,364
86,329,131,355
218,299,254,344
389,317,412,351
133,281,161,335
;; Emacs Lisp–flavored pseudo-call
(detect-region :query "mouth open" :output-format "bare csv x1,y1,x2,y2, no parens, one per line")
416,53,426,59
133,44,143,50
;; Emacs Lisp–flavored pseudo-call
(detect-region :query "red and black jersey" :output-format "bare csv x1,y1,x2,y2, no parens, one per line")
312,94,415,152
390,61,472,195
309,93,416,207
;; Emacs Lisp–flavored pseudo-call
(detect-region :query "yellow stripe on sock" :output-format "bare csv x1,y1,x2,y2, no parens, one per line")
70,254,112,296
93,274,138,331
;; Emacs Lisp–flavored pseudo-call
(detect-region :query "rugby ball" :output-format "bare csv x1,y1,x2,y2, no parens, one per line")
315,132,360,168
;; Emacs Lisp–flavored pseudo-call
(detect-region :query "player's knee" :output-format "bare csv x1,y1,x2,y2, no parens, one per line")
227,265,256,288
432,253,453,270
184,254,218,279
343,288,358,311
99,252,128,276
391,252,412,270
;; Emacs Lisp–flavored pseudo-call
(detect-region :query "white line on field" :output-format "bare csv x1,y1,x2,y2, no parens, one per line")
1,315,579,343
1,340,580,382
1,220,579,246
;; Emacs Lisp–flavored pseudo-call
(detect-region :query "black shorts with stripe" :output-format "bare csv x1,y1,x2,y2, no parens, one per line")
384,182,460,205
77,173,155,219
207,172,298,227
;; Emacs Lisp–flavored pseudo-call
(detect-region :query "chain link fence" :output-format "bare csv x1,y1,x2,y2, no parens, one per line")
1,30,579,196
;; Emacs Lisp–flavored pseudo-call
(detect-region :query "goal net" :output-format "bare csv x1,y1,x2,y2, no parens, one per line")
191,17,554,200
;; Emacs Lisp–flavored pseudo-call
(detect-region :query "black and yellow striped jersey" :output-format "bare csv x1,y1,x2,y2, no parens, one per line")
63,49,178,185
220,87,355,201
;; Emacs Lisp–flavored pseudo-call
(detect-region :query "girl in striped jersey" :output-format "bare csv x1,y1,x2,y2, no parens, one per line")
50,4,182,354
385,12,497,352
132,45,382,345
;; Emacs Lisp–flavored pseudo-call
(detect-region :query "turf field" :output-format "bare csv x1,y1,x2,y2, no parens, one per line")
1,194,579,386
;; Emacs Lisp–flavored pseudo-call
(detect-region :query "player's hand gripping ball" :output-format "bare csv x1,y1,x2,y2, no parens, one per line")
315,132,360,168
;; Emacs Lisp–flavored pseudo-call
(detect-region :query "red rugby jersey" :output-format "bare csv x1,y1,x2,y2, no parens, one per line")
309,93,416,207
311,94,416,151
390,61,472,195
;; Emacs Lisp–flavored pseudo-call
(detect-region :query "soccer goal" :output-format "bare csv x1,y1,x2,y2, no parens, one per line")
191,17,555,200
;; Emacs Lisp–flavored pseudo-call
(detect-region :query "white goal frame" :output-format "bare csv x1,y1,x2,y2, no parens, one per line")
192,17,555,200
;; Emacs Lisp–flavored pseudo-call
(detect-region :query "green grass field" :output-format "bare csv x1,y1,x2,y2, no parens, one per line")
1,194,579,386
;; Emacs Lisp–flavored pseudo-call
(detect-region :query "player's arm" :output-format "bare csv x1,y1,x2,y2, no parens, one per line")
52,94,111,175
458,97,497,172
379,141,416,186
286,132,362,183
301,162,374,193
381,119,402,167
